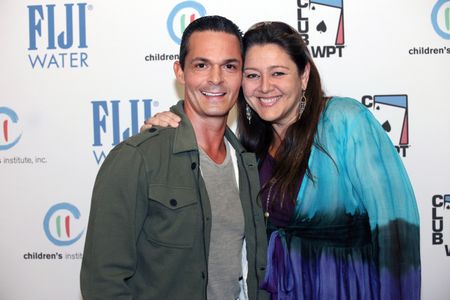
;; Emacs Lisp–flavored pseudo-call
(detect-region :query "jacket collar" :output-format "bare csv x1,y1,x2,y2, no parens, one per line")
171,100,198,154
225,127,246,154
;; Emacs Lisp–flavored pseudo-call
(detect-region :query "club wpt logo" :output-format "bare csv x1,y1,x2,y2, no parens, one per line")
432,0,450,39
432,194,450,256
297,0,345,58
167,1,206,45
362,95,409,157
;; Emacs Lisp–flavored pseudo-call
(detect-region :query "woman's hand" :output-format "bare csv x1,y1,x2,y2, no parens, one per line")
140,111,182,132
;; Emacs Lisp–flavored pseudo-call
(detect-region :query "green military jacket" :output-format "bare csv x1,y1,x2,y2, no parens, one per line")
81,101,268,300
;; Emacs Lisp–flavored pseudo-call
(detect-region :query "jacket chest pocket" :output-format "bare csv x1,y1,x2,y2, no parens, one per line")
144,185,199,248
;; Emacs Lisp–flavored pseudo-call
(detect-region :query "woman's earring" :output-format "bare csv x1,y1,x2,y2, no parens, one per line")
246,104,252,124
298,90,307,119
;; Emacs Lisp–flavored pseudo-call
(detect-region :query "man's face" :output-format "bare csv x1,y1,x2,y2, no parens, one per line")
174,31,242,122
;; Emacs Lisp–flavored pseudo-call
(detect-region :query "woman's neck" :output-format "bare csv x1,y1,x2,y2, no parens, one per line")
268,131,283,157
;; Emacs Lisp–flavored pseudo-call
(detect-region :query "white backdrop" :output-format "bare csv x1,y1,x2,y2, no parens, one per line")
1,0,449,299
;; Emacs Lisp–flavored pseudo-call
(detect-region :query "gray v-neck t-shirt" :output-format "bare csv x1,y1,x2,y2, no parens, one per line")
199,141,245,299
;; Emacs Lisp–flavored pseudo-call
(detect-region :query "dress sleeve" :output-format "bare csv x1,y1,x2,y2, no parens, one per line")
344,108,421,300
80,143,148,300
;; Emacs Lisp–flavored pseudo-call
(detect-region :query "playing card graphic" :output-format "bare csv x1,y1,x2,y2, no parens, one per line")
444,195,450,210
371,95,409,146
309,0,344,45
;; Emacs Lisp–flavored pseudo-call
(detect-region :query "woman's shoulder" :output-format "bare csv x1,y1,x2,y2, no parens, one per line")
320,97,372,131
321,95,387,137
324,97,367,117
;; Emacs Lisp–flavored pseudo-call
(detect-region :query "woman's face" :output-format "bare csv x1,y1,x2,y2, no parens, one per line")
242,43,309,130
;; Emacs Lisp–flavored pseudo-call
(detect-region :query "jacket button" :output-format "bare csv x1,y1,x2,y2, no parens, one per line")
260,267,266,271
201,272,205,279
170,199,177,207
148,128,157,133
191,162,197,170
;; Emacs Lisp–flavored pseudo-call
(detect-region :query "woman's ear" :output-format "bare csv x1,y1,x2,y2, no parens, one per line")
301,62,310,89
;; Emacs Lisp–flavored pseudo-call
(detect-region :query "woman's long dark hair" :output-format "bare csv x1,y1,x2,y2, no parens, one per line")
237,21,328,205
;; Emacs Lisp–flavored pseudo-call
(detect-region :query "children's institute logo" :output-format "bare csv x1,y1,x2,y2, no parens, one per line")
43,202,84,246
432,0,450,39
167,1,206,45
297,0,345,58
0,107,22,150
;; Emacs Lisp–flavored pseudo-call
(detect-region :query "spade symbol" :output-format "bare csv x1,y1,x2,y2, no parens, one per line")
317,21,327,33
382,121,391,132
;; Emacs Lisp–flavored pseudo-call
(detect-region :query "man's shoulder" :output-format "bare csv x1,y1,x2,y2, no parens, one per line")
125,126,175,148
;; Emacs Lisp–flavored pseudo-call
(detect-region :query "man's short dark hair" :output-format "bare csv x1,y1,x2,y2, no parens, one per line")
179,15,243,69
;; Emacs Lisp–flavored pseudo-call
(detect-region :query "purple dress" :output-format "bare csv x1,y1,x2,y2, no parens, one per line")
259,154,297,231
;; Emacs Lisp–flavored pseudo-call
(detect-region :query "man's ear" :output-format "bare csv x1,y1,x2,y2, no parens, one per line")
173,61,185,85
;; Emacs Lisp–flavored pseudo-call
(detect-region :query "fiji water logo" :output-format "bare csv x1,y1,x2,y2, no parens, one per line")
432,0,450,39
432,194,450,256
92,99,156,164
27,3,91,69
167,1,206,44
297,0,345,58
43,202,84,246
362,95,409,157
0,107,22,151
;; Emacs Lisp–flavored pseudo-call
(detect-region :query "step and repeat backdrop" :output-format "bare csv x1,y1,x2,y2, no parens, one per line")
1,0,449,299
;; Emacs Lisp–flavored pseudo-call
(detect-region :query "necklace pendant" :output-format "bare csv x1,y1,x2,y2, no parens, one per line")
264,212,270,218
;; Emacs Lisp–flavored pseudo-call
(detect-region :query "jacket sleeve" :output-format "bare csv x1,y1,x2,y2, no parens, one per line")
344,108,421,300
80,143,148,300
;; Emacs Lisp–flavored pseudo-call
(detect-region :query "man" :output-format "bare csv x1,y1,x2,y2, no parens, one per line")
80,16,268,300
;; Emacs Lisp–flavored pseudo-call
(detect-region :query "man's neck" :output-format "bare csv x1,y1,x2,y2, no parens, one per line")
187,112,228,164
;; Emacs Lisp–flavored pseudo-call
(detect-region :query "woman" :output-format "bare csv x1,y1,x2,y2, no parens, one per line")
144,21,421,299
238,21,420,300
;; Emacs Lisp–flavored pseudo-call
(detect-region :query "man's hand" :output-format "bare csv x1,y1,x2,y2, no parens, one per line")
140,111,182,132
